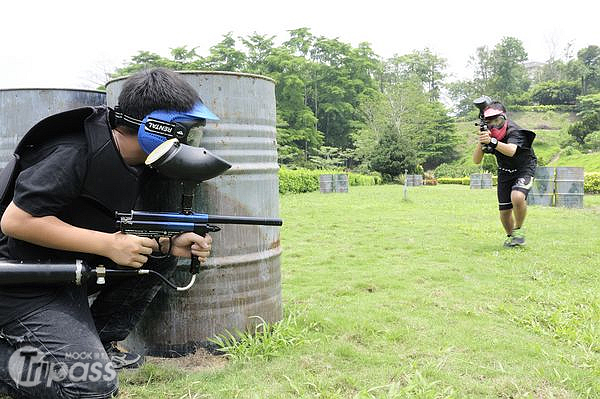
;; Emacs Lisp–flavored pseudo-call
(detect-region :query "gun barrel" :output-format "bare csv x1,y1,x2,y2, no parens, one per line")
118,211,283,227
207,215,283,226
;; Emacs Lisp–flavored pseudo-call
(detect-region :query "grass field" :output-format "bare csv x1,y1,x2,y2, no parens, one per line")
120,185,600,398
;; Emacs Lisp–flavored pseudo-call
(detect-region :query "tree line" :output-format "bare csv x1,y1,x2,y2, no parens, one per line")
108,28,600,180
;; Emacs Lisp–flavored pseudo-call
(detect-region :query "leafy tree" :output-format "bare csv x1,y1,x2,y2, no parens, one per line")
240,33,276,75
468,46,495,95
577,45,600,94
283,27,315,57
386,49,447,100
535,59,568,83
446,80,480,117
490,37,530,102
111,51,172,77
308,146,355,169
109,28,473,174
529,80,580,105
265,49,323,164
569,93,600,145
451,37,530,110
306,36,380,148
481,153,498,173
415,101,460,169
447,46,496,115
205,32,246,71
370,129,420,179
355,78,458,176
584,131,600,150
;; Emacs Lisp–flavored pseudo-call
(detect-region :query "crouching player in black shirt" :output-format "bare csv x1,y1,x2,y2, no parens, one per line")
0,68,215,398
473,100,537,247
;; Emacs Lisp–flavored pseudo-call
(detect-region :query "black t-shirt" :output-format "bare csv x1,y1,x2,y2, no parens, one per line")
494,120,537,180
0,137,89,325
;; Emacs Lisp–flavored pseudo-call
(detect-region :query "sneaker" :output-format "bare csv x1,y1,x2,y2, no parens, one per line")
510,228,526,246
503,235,513,247
104,342,144,370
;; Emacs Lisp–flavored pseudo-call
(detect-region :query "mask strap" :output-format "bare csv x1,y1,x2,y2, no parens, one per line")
143,117,189,143
109,106,143,129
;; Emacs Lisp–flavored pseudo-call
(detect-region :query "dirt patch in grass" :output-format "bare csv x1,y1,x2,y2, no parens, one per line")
146,348,228,372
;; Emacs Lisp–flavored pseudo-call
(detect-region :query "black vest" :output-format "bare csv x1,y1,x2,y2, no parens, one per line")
495,120,537,176
0,106,146,262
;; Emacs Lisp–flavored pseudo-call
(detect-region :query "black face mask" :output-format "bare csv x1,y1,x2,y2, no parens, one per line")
145,139,231,182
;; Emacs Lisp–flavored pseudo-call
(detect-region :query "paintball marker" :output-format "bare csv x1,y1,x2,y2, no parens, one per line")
0,207,283,292
473,95,494,153
0,140,283,291
115,209,283,288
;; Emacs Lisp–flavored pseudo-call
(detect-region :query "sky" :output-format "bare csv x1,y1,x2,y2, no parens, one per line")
0,0,597,90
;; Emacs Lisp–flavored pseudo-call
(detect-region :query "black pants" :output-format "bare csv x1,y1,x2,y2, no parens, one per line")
0,258,177,399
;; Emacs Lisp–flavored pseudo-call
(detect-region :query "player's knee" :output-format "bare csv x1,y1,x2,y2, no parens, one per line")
50,360,119,399
511,190,526,206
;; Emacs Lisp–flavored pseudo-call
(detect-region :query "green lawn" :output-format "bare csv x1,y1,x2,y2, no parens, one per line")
120,185,600,398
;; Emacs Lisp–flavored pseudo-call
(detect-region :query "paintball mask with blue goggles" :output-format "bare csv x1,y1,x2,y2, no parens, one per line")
111,101,220,154
111,101,229,183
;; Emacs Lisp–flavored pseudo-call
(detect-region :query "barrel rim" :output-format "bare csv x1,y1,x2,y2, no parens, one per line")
0,88,106,94
106,70,276,86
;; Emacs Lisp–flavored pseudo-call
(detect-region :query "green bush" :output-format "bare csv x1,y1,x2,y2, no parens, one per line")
585,173,600,194
434,163,483,178
348,173,382,186
437,177,464,185
529,81,580,105
437,175,497,186
279,168,382,194
279,168,320,194
436,177,470,185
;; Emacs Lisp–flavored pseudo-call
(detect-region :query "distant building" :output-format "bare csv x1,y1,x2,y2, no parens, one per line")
524,61,545,81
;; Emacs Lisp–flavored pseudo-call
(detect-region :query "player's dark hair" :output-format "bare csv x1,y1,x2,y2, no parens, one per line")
117,68,199,134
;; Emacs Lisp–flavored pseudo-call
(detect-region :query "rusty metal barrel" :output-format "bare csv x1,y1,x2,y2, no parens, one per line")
470,173,493,189
319,174,334,193
555,167,584,208
320,174,349,193
405,175,423,186
106,71,282,356
0,88,106,169
334,174,349,193
528,167,555,206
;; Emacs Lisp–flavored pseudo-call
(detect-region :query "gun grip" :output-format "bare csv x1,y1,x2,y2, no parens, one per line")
189,255,201,274
189,230,207,275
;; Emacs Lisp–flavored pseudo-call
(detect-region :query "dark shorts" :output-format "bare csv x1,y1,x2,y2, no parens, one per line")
497,173,534,210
